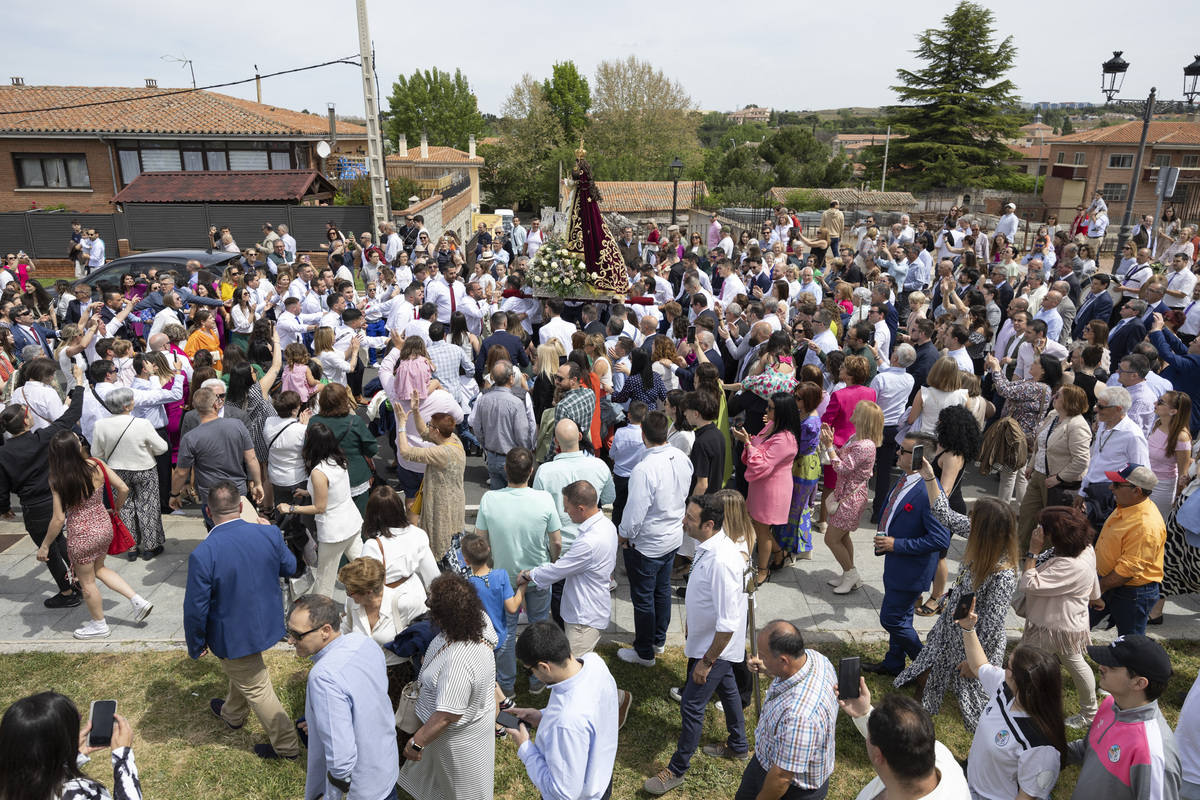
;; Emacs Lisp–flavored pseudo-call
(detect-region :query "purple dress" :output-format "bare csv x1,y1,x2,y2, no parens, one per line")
743,430,799,525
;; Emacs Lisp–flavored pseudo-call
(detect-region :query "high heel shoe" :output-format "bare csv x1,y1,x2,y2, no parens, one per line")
754,568,771,588
832,567,863,595
768,551,794,572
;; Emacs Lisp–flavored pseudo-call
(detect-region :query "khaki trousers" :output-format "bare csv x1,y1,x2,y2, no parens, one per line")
565,623,601,656
219,651,301,757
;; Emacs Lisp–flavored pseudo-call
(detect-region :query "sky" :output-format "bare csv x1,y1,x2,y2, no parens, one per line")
8,0,1200,123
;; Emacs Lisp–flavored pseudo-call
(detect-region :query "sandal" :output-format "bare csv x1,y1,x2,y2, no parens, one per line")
768,551,794,572
916,599,944,617
754,568,771,588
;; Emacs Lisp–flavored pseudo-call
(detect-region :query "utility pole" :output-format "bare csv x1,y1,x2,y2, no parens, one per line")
881,125,891,193
355,0,388,236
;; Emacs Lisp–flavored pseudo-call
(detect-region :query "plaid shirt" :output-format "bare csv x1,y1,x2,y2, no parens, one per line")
426,340,473,401
554,387,596,433
754,649,839,789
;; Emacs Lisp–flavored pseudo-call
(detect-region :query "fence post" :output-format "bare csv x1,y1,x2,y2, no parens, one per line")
23,213,35,258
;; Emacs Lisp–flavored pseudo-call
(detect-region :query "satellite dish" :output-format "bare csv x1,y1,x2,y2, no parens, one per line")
316,141,332,159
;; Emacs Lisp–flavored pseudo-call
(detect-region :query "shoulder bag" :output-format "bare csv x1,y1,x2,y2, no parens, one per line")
100,462,136,556
394,640,453,733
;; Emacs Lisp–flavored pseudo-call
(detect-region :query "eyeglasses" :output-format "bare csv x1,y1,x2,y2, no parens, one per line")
213,393,226,402
1095,403,1114,410
899,447,914,455
286,625,324,641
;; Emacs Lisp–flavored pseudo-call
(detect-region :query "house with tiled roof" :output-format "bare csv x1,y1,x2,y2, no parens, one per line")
378,133,483,208
766,187,918,211
0,81,367,212
1040,120,1200,222
593,181,709,218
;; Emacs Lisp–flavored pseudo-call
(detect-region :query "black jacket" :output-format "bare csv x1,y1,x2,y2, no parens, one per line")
0,386,85,513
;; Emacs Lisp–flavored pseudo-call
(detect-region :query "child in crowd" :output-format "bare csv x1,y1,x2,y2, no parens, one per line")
391,336,435,403
110,339,136,387
280,342,319,402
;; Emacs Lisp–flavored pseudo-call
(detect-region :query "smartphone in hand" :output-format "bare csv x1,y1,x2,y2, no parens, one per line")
954,591,977,621
496,710,522,730
910,444,924,468
88,700,118,747
837,658,861,700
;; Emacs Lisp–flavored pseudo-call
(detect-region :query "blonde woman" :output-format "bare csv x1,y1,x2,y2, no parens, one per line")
533,341,565,421
818,401,885,593
583,333,613,393
907,358,967,434
313,325,358,387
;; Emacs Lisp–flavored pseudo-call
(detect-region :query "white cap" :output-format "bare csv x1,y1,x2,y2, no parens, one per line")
1005,203,1016,209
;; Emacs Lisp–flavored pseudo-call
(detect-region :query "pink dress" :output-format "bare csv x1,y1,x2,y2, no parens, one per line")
392,357,434,402
65,482,113,565
742,430,799,525
820,384,877,489
828,439,877,532
281,363,313,402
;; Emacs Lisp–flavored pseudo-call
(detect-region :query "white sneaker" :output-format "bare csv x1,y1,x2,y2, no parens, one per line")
667,686,723,712
131,597,153,623
74,619,111,640
654,645,666,655
617,647,656,667
609,578,618,592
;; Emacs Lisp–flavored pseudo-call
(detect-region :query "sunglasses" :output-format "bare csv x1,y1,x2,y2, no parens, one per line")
286,624,324,641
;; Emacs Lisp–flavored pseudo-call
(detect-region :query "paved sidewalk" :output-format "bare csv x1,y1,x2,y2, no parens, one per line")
2,495,1195,653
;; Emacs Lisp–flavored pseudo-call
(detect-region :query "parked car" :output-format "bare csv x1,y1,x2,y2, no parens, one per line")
65,249,240,300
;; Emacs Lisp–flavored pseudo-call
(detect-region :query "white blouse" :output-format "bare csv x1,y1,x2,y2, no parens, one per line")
308,458,362,542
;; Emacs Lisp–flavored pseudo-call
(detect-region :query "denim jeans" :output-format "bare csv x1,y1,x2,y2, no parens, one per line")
395,464,423,499
496,581,551,696
668,658,746,776
484,450,508,491
1090,582,1159,637
457,422,480,451
623,546,677,659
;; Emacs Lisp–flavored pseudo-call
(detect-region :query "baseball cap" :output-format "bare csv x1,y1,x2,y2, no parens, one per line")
1104,463,1159,491
1005,202,1016,209
1086,635,1172,684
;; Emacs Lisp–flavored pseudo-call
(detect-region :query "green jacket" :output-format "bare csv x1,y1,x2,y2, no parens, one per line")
308,412,378,488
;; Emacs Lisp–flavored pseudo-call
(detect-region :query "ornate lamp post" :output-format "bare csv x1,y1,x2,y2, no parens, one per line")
669,157,684,226
1099,52,1200,271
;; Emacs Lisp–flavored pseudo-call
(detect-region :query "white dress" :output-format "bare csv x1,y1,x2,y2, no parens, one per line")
309,458,362,543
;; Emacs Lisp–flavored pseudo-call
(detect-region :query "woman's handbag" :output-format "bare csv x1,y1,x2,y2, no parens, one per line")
1010,590,1027,618
395,680,422,733
102,467,136,556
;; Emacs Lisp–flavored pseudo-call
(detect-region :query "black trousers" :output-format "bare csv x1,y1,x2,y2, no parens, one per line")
24,506,74,595
735,755,828,800
349,358,366,398
612,474,630,527
155,426,172,512
871,425,900,524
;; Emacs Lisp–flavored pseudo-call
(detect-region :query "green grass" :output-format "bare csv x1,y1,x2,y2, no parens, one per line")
3,641,1197,799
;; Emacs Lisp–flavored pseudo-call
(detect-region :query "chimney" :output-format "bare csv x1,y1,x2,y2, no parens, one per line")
10,77,24,86
327,103,337,147
145,78,157,88
399,134,408,158
468,134,476,159
420,132,429,159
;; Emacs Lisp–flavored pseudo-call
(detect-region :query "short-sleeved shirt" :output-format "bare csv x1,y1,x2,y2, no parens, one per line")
468,569,513,650
967,663,1062,800
176,417,253,502
689,422,726,495
474,487,561,574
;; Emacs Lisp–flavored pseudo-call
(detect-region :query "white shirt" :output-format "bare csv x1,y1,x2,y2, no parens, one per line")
1033,308,1063,343
1181,299,1200,336
683,531,747,662
130,375,183,429
426,276,465,324
1164,267,1197,309
9,382,65,431
852,714,970,800
946,346,974,374
384,233,402,263
1082,415,1150,493
80,377,179,442
873,319,892,364
85,237,106,267
798,279,823,304
525,227,545,258
529,511,618,631
619,445,694,558
263,416,307,486
967,664,1063,800
287,280,322,315
995,213,1018,240
403,318,432,347
1015,339,1068,380
719,273,747,306
804,328,839,369
516,652,619,800
459,296,491,336
608,424,644,479
281,233,297,259
540,316,578,350
276,311,320,348
868,366,914,428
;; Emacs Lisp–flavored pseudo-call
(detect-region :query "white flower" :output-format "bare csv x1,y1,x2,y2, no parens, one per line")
552,277,560,283
551,261,559,268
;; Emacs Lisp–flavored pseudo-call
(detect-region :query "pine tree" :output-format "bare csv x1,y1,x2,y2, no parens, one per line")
868,1,1021,191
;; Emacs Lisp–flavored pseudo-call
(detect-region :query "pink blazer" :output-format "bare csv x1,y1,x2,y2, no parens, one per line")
821,384,877,447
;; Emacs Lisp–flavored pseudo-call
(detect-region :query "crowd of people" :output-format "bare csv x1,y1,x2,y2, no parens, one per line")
1,200,1199,800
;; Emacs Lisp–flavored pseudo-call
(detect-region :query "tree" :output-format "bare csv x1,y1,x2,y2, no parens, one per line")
587,56,701,181
708,127,851,195
479,75,567,211
385,67,486,151
865,1,1021,191
1060,116,1075,135
542,61,591,143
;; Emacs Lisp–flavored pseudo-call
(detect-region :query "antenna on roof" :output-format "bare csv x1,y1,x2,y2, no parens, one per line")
161,54,196,89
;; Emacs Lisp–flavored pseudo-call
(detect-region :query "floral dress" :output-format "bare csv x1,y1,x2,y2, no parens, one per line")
742,361,798,401
774,412,821,553
65,477,113,565
990,370,1051,444
827,438,877,532
894,491,1016,732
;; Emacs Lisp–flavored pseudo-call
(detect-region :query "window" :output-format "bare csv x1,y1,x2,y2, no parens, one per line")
1184,154,1199,168
1108,154,1134,169
1073,152,1086,165
1055,151,1066,164
1102,182,1129,203
13,154,91,189
1153,154,1172,168
115,140,295,183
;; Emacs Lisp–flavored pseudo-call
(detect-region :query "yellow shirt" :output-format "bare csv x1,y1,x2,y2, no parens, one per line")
1095,499,1166,586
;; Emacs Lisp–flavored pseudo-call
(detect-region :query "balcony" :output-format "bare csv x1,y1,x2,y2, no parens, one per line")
1050,164,1088,180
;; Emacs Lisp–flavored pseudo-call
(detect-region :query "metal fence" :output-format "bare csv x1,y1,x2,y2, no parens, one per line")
0,205,373,259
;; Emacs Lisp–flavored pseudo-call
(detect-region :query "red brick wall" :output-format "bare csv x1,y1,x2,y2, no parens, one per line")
1,138,119,213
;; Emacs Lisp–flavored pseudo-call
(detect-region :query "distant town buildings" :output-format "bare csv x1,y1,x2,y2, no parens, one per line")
727,107,772,124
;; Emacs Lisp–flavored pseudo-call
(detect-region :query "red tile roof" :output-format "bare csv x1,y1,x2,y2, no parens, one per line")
1051,120,1200,146
767,187,918,208
593,181,709,213
112,170,338,203
0,85,366,137
386,146,481,164
1006,145,1043,158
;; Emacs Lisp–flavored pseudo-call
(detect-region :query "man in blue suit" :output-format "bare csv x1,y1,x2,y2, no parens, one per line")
864,432,951,676
183,481,302,761
1148,312,1200,435
1108,299,1149,366
8,306,57,360
1071,274,1114,340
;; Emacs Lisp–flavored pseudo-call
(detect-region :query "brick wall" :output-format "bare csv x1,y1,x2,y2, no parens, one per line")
1,138,119,213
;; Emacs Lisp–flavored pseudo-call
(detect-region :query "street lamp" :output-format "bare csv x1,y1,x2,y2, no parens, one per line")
1033,113,1045,197
669,157,685,226
1098,52,1199,271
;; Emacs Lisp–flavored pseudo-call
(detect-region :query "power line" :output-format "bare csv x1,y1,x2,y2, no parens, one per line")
0,57,362,116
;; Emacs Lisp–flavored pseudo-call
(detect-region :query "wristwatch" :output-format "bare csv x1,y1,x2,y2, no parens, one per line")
410,741,423,753
1024,551,1036,560
702,656,715,668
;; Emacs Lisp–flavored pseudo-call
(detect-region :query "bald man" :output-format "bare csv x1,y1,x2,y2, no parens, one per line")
532,419,617,627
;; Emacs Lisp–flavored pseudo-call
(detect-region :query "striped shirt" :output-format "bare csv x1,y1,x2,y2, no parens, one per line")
754,649,839,789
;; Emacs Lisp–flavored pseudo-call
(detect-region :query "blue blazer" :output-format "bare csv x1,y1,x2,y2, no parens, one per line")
1108,317,1147,366
183,518,296,660
11,322,56,360
1071,291,1113,339
881,478,951,592
1150,329,1200,435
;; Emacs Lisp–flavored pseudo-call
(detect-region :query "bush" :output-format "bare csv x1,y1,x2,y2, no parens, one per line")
334,176,422,209
783,190,830,213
